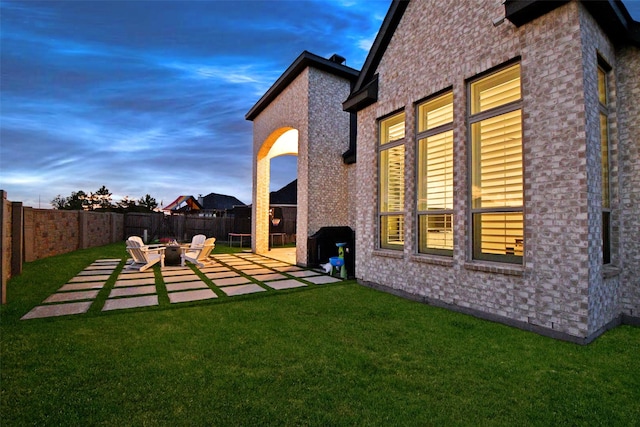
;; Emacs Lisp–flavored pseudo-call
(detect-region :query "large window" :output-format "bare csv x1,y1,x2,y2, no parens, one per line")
598,63,611,264
469,63,523,263
417,92,454,255
379,112,405,250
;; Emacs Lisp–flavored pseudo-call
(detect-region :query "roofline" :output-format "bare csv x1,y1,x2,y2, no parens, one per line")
344,0,638,113
343,0,409,112
245,50,359,121
505,0,640,46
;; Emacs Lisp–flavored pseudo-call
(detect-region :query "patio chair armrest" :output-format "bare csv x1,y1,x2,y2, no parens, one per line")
142,246,165,255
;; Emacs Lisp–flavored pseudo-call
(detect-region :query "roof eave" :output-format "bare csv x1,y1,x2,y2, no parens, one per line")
505,0,640,46
342,75,379,113
246,51,359,121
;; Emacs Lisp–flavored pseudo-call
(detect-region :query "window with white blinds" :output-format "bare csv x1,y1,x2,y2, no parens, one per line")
469,63,523,263
379,112,405,250
417,92,454,255
598,64,611,264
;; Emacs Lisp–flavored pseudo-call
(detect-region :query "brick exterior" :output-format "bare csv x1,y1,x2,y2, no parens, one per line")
251,67,353,264
353,0,639,341
617,45,640,319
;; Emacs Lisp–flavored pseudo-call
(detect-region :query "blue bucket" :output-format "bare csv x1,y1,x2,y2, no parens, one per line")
329,256,344,267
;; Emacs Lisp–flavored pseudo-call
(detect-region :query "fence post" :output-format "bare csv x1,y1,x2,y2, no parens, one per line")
11,202,23,277
0,190,8,304
78,211,87,249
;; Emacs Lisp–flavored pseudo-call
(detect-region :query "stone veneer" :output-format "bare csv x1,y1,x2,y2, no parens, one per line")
251,66,353,265
354,0,639,342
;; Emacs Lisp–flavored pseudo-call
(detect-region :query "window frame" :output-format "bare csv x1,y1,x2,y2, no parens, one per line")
598,60,612,265
467,62,524,264
415,90,454,256
378,110,406,251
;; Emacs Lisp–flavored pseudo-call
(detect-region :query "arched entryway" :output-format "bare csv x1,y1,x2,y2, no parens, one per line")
247,52,358,267
254,128,298,255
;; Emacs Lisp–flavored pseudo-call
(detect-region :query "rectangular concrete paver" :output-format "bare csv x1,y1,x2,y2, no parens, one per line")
85,265,117,270
114,278,155,287
69,275,112,283
163,274,201,283
59,282,106,291
198,266,226,273
236,264,266,271
236,268,273,275
109,286,156,298
265,279,308,290
274,266,304,272
161,269,194,276
166,282,208,292
103,295,158,311
94,259,121,263
261,262,290,268
205,271,239,280
252,273,288,282
22,301,93,319
304,276,344,284
44,290,100,303
287,270,322,278
221,284,267,296
168,289,217,303
118,272,155,280
76,270,113,276
213,276,252,287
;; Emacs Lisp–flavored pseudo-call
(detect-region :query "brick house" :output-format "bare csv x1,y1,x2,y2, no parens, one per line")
249,0,639,343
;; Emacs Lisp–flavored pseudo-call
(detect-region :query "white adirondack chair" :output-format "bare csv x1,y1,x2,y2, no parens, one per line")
125,237,165,271
127,235,164,250
188,234,206,250
181,237,216,267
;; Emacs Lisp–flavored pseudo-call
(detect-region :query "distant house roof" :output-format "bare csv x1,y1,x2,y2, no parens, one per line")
246,51,359,121
163,195,202,212
201,193,246,211
270,179,297,205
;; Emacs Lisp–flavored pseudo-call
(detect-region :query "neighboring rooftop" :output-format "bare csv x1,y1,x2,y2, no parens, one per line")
270,179,297,205
200,193,246,211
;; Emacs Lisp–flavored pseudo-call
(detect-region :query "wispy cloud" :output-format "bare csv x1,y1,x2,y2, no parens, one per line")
0,0,392,208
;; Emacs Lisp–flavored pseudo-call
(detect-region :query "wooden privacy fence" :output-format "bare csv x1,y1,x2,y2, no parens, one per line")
124,213,235,243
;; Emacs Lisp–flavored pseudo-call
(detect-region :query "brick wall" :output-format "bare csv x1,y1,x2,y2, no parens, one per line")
251,65,354,265
252,67,309,260
617,45,640,319
1,191,11,303
354,0,638,341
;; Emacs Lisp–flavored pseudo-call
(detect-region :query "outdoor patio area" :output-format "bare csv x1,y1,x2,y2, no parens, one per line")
21,250,340,320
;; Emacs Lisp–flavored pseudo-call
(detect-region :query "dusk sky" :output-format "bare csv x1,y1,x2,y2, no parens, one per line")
1,1,639,209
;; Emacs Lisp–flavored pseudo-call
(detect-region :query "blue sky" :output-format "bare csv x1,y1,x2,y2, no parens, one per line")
1,1,639,209
0,0,390,208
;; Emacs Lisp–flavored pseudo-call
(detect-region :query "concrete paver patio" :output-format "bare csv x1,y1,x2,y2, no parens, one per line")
21,251,346,320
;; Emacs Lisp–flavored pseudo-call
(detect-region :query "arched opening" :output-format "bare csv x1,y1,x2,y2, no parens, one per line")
254,128,298,255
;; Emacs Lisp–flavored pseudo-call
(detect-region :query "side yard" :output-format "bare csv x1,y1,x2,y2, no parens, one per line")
1,243,639,425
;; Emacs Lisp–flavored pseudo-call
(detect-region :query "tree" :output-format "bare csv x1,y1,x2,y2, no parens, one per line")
116,196,137,212
51,190,88,210
51,187,158,213
137,194,158,212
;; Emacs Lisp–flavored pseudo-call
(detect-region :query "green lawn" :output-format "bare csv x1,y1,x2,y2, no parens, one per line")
1,243,639,426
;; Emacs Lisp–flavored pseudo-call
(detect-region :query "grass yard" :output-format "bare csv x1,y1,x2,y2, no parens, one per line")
1,243,639,426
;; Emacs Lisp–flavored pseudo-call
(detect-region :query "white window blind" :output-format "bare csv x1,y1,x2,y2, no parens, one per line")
472,110,523,209
381,145,405,212
471,64,521,114
417,92,454,254
379,112,405,250
469,63,523,263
